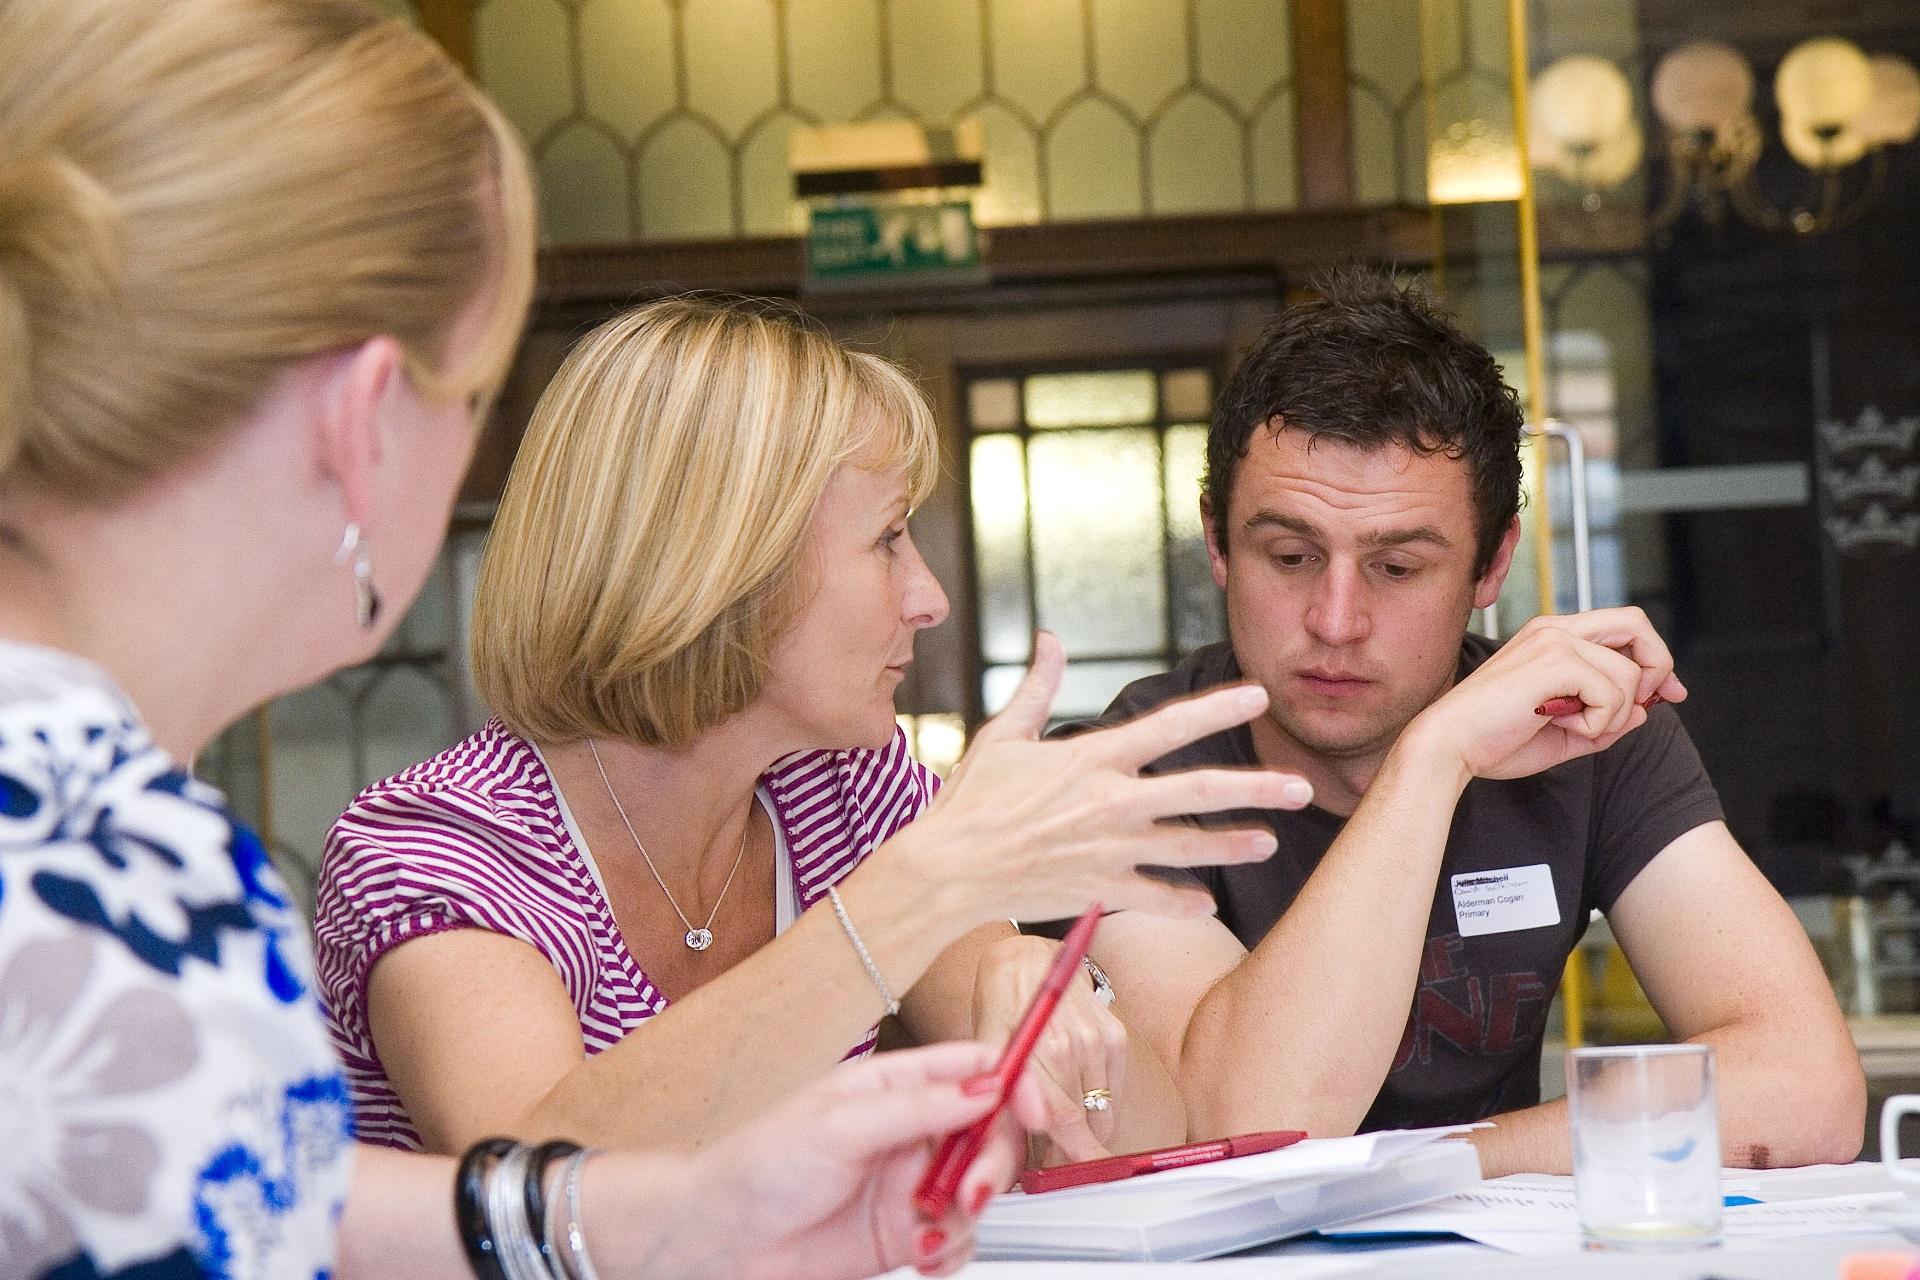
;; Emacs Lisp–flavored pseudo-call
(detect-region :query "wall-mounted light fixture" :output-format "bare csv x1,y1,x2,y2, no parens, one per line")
1530,38,1920,236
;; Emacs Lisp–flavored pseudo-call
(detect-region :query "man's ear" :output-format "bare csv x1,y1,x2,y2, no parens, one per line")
315,337,403,531
1473,517,1523,610
1201,493,1229,590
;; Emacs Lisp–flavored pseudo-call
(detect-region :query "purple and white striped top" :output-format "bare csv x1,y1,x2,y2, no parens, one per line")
314,717,934,1150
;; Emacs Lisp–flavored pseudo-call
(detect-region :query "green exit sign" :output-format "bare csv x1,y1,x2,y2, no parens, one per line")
806,202,983,287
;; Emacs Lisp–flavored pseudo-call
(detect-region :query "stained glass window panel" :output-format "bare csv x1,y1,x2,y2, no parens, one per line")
970,433,1034,664
982,659,1169,720
1161,368,1213,421
1024,370,1157,429
1028,428,1165,654
1165,425,1226,651
968,378,1022,431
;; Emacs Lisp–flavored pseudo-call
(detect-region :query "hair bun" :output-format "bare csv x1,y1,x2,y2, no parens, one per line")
0,149,124,477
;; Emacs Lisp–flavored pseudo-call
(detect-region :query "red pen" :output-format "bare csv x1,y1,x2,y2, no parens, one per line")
911,903,1103,1222
1535,692,1664,718
1018,1129,1309,1194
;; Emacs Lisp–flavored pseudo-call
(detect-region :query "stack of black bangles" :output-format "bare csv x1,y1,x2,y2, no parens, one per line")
455,1137,603,1280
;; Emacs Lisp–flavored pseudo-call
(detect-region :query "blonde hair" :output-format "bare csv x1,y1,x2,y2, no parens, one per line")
0,0,536,498
472,297,940,746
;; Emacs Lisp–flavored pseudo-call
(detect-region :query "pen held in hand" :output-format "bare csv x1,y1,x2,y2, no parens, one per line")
1535,692,1664,719
910,903,1103,1223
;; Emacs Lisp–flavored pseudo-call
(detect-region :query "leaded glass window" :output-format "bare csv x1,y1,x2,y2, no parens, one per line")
967,365,1226,724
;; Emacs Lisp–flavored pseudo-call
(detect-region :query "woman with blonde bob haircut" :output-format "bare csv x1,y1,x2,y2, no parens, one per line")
319,296,1315,1167
472,298,941,746
0,3,1058,1278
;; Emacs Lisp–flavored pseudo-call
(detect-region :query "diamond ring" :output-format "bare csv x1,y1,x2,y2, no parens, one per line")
1081,1087,1114,1113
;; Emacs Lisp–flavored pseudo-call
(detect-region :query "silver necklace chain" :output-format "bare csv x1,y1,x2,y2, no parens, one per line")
585,738,750,952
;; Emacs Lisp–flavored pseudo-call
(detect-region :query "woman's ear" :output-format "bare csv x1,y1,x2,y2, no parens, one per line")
314,336,403,529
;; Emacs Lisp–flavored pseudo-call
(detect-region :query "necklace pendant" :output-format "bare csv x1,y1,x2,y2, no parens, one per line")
684,927,714,951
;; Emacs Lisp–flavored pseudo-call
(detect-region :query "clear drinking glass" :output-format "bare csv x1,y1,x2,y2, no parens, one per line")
1567,1044,1721,1250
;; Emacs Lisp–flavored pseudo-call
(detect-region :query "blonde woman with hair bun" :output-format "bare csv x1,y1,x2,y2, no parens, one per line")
0,3,1059,1278
317,297,1315,1171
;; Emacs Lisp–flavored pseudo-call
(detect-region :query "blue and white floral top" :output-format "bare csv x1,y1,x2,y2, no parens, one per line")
0,642,353,1279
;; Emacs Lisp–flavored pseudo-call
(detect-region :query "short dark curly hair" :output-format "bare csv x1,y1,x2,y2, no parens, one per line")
1206,268,1525,576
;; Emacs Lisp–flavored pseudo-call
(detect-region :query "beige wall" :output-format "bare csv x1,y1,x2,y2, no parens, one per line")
466,0,1300,242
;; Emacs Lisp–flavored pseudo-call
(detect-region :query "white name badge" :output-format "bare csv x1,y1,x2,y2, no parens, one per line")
1450,863,1561,937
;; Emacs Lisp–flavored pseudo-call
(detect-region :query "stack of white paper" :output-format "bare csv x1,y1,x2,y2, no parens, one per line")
1326,1173,1905,1256
975,1125,1485,1262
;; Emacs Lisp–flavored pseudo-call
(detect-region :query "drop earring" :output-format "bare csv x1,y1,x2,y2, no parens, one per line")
334,522,382,629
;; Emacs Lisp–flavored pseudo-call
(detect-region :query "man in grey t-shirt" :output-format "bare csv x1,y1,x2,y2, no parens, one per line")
1061,269,1862,1177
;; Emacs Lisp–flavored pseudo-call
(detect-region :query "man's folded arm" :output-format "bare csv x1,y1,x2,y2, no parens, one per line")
1470,821,1864,1178
1093,723,1473,1140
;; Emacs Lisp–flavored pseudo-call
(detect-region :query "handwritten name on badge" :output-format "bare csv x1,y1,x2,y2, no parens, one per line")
1449,864,1560,937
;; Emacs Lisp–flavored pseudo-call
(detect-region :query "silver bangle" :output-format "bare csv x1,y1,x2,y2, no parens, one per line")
547,1148,601,1280
1082,954,1115,1007
827,885,900,1017
485,1144,550,1280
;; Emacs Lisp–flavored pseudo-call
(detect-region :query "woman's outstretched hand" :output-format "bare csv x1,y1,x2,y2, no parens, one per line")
910,631,1313,925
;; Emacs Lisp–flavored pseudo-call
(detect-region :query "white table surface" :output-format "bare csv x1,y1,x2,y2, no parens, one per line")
910,1162,1920,1278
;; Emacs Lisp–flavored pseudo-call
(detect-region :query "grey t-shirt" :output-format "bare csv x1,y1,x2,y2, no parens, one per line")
1056,635,1725,1130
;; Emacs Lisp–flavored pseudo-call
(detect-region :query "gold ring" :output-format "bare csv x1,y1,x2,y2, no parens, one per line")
1081,1087,1114,1113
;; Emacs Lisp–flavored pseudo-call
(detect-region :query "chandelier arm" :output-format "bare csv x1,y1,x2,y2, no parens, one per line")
1725,166,1789,232
1647,137,1700,233
1814,148,1894,235
1808,168,1845,230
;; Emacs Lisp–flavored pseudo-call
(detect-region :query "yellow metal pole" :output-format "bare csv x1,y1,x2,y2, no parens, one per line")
1505,0,1577,1042
1504,0,1556,616
1561,952,1586,1047
1418,0,1447,294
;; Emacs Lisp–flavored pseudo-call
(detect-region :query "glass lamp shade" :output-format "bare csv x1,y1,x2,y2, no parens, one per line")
1580,118,1644,188
1781,112,1869,169
1531,55,1635,152
1775,37,1874,132
1651,41,1754,133
1860,54,1920,147
1537,111,1644,189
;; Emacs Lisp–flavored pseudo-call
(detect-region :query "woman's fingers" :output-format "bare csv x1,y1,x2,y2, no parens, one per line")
968,631,1065,746
1084,683,1270,771
913,1216,976,1277
813,1045,1005,1161
1028,1018,1114,1162
1128,766,1312,821
839,1039,1001,1091
1124,822,1277,871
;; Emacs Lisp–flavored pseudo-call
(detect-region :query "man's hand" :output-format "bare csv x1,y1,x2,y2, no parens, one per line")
1406,607,1688,783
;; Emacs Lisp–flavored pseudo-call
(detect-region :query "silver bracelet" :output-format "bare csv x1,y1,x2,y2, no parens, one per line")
827,885,900,1017
546,1148,601,1280
485,1143,550,1280
1082,954,1116,1007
